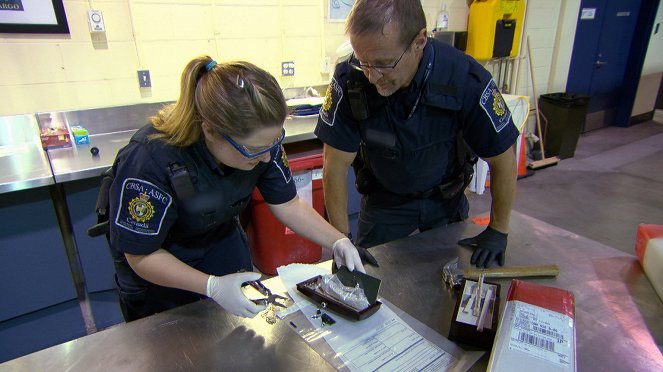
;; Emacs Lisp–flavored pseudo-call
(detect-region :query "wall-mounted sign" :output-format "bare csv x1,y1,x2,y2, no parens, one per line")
581,8,596,20
329,0,355,22
0,0,69,34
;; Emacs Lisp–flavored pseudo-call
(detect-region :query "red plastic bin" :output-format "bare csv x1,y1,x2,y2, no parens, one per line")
247,152,324,275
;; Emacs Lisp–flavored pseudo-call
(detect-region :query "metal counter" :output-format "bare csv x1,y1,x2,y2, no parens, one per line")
46,131,136,183
46,115,319,183
0,115,54,194
2,211,661,371
1,103,319,188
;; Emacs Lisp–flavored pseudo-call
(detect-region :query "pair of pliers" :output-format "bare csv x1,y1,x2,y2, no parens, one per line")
247,280,288,308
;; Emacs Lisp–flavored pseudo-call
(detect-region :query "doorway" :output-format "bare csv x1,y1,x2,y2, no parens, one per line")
566,0,658,131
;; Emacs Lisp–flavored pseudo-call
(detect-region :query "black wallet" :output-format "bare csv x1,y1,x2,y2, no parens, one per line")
296,266,382,320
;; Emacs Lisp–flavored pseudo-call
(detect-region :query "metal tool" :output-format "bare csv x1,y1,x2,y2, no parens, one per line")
442,257,560,288
477,287,493,332
472,273,485,317
247,280,288,308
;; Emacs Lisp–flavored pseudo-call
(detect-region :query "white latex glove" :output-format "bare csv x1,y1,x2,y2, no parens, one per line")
332,237,366,273
206,272,266,318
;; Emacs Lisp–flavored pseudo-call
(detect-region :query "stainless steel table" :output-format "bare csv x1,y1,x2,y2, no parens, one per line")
2,211,661,371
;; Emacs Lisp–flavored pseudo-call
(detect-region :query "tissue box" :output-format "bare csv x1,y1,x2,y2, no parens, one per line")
488,280,576,372
71,126,89,145
635,224,663,301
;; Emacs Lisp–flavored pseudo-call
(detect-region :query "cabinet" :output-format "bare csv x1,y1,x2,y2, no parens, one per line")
63,178,123,330
0,187,86,362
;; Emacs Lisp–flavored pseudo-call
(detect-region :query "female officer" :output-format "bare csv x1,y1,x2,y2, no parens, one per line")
107,56,363,321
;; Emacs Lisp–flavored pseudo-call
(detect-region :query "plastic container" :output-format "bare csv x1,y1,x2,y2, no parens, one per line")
635,224,663,302
539,93,590,159
466,0,526,60
435,3,449,31
247,152,324,275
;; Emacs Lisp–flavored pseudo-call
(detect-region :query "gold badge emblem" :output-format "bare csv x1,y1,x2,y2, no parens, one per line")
322,85,333,112
128,192,155,222
492,89,506,117
280,145,289,169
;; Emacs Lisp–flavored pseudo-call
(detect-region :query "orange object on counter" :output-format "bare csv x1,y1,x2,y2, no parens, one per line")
635,224,663,301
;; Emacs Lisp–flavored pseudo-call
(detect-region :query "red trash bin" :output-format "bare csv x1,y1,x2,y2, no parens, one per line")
247,152,324,275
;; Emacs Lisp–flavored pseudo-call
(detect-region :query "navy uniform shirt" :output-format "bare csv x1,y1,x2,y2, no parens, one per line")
109,124,297,257
315,38,519,194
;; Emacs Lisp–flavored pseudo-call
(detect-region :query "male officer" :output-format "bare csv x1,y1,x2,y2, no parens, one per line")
314,0,518,268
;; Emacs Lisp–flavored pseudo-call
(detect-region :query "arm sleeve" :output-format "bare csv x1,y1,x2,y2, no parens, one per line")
314,65,362,153
461,61,520,158
109,143,178,255
256,144,298,205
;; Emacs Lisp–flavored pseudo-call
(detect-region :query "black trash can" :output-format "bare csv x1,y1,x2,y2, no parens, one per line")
538,93,590,159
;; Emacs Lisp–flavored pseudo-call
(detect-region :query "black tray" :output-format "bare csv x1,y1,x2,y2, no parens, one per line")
296,275,382,321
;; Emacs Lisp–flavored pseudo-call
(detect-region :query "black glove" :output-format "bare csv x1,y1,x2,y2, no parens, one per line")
458,226,508,268
347,232,379,267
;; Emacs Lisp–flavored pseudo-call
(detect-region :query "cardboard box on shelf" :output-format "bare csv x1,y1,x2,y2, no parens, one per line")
39,127,71,149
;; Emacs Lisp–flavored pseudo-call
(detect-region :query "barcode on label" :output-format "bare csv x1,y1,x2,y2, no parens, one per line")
518,332,555,352
533,325,564,342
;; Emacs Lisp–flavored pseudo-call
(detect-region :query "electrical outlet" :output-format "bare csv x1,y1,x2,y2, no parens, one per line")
137,70,151,88
281,61,295,76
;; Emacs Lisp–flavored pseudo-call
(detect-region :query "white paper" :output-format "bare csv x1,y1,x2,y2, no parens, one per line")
507,301,574,368
277,262,332,310
277,263,460,372
293,170,313,206
455,281,497,327
332,308,457,371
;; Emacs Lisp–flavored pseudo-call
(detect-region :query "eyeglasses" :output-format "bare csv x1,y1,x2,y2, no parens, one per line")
222,128,285,158
348,33,419,74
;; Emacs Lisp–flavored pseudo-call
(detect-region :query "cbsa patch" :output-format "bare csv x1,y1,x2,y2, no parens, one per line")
319,76,343,127
479,79,512,133
116,178,172,236
272,144,292,184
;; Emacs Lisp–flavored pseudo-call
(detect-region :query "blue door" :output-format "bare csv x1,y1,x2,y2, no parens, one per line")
567,0,642,130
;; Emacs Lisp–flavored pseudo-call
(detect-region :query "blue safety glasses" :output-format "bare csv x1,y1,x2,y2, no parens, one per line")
222,128,285,158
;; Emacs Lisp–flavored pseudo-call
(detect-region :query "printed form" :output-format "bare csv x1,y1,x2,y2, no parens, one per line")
277,263,481,372
331,313,456,371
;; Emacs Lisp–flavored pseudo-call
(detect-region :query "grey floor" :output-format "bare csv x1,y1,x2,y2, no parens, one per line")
468,110,663,255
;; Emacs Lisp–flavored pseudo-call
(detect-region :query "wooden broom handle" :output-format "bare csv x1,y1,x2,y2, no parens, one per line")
526,36,547,158
462,264,560,279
